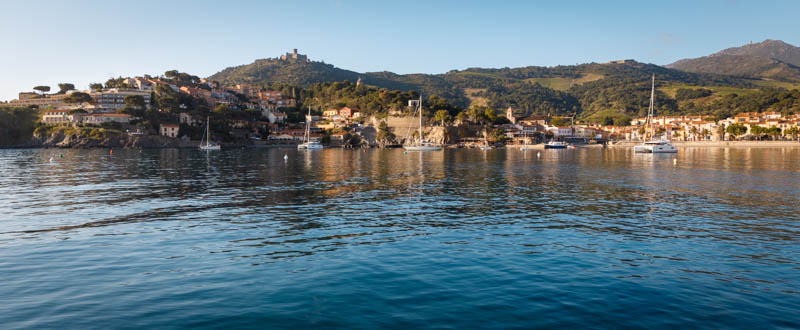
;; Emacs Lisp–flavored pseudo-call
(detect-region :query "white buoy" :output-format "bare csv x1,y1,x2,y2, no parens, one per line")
284,154,288,161
49,157,53,163
673,158,677,165
537,151,541,158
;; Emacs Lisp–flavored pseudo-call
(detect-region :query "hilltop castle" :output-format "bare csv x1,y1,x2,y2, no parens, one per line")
280,48,308,62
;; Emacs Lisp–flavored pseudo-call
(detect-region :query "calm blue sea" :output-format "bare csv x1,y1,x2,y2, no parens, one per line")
1,147,799,328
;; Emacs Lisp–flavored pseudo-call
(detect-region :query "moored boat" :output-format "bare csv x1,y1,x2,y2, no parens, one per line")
298,106,323,150
199,116,221,150
544,141,568,149
404,95,442,151
635,74,677,154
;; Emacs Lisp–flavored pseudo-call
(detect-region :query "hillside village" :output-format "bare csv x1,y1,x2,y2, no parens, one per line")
2,48,800,148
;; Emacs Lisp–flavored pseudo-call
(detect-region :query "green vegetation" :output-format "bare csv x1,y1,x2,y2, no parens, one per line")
57,83,75,94
675,88,713,101
104,77,131,89
726,123,748,140
210,57,793,123
34,124,122,141
0,107,39,146
33,86,50,95
65,92,92,104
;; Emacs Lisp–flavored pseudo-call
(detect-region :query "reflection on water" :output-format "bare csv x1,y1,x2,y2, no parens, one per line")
0,147,799,328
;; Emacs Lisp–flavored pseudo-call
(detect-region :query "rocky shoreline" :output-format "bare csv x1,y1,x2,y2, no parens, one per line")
7,131,208,149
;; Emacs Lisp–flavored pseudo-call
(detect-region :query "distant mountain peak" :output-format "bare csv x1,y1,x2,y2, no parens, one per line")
667,39,800,82
714,39,800,66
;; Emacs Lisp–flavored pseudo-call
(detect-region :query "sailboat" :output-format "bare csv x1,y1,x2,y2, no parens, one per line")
634,74,677,153
404,95,442,151
479,133,492,150
297,105,323,150
199,116,221,150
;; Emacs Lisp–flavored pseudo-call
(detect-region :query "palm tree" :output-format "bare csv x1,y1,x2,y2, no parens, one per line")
689,126,698,141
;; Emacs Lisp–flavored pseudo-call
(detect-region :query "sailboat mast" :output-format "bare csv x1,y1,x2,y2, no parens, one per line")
305,105,311,143
206,116,210,147
418,95,423,145
648,74,655,140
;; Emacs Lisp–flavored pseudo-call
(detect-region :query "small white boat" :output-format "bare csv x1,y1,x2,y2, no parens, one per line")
634,139,677,153
199,116,221,150
544,141,568,149
298,141,324,150
404,94,442,151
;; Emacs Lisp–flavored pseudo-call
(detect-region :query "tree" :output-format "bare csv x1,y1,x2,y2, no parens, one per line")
119,95,147,117
65,92,92,104
701,128,710,140
434,110,450,127
549,117,569,127
33,86,50,95
767,127,782,141
785,126,800,141
614,116,631,126
717,124,726,141
57,83,75,94
89,83,103,91
726,123,747,140
750,125,765,140
124,95,145,108
105,77,129,89
456,111,468,123
376,121,395,147
484,107,498,124
467,106,486,124
689,126,698,141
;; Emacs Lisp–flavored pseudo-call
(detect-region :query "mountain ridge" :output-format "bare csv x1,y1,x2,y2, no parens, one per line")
208,45,798,121
667,39,800,81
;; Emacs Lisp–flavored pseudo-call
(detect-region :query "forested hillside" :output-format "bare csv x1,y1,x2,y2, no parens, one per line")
209,47,800,123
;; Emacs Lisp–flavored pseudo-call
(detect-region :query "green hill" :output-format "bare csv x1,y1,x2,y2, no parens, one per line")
210,53,799,122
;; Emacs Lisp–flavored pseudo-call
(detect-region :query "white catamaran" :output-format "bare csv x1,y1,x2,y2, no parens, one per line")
404,95,442,151
634,74,677,154
199,116,221,150
297,106,323,150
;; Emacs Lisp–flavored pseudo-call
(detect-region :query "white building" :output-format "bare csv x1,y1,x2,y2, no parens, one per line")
41,109,73,124
83,113,133,124
268,112,287,124
160,124,179,137
90,89,152,112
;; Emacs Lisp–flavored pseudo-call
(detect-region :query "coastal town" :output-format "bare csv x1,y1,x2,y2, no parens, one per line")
2,49,800,149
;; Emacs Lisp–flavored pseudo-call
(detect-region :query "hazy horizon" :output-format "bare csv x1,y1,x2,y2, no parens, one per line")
1,0,798,101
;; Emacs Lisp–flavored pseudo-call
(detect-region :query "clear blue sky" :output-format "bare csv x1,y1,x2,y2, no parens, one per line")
1,0,798,101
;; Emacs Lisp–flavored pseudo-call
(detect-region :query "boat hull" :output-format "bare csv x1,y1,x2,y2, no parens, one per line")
634,144,677,153
544,145,566,149
200,145,221,150
298,143,324,150
404,145,442,151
